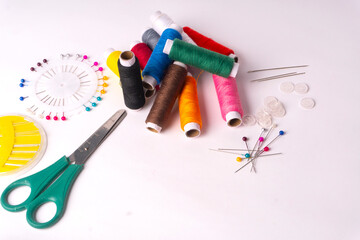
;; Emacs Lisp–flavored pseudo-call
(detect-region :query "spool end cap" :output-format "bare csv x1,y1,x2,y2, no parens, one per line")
184,122,201,138
226,111,242,127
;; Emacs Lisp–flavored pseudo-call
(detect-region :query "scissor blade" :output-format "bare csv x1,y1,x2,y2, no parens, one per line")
68,109,127,165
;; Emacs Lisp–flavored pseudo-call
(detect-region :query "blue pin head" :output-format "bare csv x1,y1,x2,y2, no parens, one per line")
245,153,251,158
21,79,26,83
91,102,97,107
279,130,285,135
19,96,25,101
85,107,91,112
97,96,102,101
19,83,25,87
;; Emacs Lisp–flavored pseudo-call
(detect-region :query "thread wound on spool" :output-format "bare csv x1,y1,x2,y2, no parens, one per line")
131,42,152,70
213,75,243,127
118,51,145,110
105,49,121,77
151,11,174,35
167,39,236,78
142,28,182,89
179,75,202,137
183,26,235,56
145,63,187,132
142,28,160,51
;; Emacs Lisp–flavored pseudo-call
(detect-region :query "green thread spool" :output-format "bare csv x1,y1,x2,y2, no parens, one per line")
163,39,239,78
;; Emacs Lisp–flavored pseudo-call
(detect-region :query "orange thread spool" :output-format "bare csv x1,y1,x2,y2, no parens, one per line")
179,73,202,138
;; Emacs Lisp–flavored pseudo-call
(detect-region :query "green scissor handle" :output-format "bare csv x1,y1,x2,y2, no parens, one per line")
26,162,83,229
1,156,70,212
1,156,83,229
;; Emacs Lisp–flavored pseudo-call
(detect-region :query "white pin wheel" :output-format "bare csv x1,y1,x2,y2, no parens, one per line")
19,54,109,121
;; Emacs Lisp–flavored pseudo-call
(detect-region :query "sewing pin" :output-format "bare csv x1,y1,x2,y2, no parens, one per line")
81,55,88,62
210,148,281,157
61,112,66,121
248,65,308,73
19,96,28,101
264,130,285,148
235,147,271,173
46,112,52,120
95,67,103,72
250,128,266,156
98,83,108,87
83,105,91,111
99,76,109,80
93,96,102,101
91,62,99,67
38,111,45,119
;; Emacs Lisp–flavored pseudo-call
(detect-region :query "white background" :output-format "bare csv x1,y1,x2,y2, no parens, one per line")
0,0,359,239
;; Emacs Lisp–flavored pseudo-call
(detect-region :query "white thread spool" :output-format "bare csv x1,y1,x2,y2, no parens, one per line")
150,11,197,46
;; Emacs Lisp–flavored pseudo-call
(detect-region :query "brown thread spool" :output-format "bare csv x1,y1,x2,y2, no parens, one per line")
145,61,187,133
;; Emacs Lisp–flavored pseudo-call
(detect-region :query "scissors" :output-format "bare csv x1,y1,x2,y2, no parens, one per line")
1,109,127,229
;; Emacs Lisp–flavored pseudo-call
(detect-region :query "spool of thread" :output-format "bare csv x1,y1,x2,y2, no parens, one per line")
213,74,243,127
183,26,237,62
104,48,121,77
142,25,182,91
150,11,196,45
141,28,160,51
130,41,152,70
163,39,239,78
117,51,145,110
178,73,202,138
145,62,187,133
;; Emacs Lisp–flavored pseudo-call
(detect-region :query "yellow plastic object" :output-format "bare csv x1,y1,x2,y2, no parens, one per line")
0,115,47,176
106,50,121,77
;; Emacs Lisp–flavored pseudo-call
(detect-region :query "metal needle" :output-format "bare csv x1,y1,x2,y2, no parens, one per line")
248,65,308,73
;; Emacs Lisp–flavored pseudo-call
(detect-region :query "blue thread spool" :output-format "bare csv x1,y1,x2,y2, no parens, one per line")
142,25,182,91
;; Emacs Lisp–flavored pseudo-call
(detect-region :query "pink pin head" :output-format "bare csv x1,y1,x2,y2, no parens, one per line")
94,61,98,66
83,55,88,60
264,146,269,152
98,67,103,71
46,115,51,120
259,137,264,142
61,116,66,121
53,116,58,121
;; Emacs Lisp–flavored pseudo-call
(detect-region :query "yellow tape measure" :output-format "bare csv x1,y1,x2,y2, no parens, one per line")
0,115,47,176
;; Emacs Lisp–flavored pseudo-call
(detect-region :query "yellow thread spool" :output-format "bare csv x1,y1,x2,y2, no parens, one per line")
104,48,121,78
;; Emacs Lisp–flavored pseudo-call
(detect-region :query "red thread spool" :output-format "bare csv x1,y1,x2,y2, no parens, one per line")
183,26,235,57
130,41,152,70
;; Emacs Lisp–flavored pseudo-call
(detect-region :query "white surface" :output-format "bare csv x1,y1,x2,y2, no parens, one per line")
0,0,360,239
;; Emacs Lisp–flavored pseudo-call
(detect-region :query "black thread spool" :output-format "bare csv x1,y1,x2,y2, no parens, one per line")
118,51,145,110
145,61,187,133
